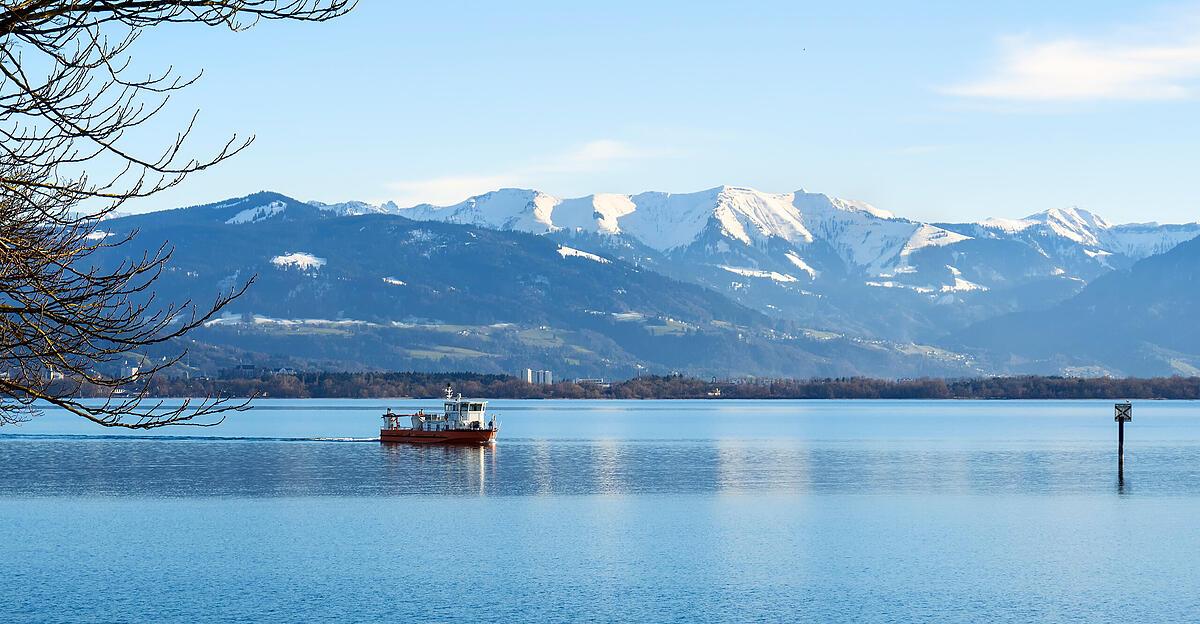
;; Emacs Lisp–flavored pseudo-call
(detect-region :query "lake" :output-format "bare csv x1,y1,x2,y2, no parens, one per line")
2,399,1199,622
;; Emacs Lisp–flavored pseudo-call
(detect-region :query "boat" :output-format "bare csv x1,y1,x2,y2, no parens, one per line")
380,384,498,444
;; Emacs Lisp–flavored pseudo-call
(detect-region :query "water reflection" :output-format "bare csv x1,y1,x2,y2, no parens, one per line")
531,439,553,496
593,439,624,496
378,442,496,495
2,436,1199,497
715,439,751,494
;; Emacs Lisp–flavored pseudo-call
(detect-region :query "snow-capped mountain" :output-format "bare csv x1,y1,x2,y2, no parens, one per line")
176,189,1199,294
181,188,1199,341
401,189,560,233
954,206,1200,269
400,186,862,252
393,186,1200,280
396,186,971,279
90,197,979,379
395,185,1199,257
95,189,1200,375
384,185,1200,342
129,188,1200,349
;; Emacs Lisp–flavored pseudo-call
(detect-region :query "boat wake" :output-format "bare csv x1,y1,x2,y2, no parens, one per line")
0,433,380,443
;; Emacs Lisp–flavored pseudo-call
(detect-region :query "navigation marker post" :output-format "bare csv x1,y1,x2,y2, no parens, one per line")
1115,401,1132,480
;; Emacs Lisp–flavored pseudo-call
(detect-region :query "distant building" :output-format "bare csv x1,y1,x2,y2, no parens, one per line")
523,368,554,385
222,363,260,379
575,378,611,389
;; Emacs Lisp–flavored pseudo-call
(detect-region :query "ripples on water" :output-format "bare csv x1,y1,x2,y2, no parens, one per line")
3,435,1200,497
3,400,1200,623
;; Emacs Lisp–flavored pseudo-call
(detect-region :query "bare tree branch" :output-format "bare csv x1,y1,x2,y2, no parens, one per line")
0,0,352,427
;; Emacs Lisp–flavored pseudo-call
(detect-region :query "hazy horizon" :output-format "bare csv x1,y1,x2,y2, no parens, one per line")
129,184,1200,227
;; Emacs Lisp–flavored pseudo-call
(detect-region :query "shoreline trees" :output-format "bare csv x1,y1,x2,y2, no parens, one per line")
108,372,1200,401
0,1,351,427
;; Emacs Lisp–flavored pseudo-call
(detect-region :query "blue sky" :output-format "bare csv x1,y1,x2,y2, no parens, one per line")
123,1,1200,223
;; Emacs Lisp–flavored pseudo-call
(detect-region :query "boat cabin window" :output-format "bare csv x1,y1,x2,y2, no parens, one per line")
443,401,484,412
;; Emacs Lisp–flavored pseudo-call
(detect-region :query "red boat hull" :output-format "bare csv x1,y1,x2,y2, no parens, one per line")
380,428,497,445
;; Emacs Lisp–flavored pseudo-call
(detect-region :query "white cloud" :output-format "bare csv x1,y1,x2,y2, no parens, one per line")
387,174,514,207
945,34,1200,102
385,139,669,206
539,139,663,173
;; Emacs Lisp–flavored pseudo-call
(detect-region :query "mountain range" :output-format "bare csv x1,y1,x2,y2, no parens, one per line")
91,186,1200,378
392,186,1200,347
956,233,1200,376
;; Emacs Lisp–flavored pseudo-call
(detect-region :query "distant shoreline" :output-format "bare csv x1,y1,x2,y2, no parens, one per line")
71,372,1200,401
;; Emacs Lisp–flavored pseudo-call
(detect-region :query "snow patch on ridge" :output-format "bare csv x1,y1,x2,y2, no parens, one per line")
784,251,818,279
720,265,798,283
205,314,370,328
900,225,971,256
943,278,987,292
1083,248,1113,268
309,200,400,216
942,266,987,292
978,217,1036,233
271,252,326,271
865,280,934,294
227,200,287,224
557,245,611,264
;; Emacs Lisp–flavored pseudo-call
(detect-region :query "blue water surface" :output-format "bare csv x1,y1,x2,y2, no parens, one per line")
2,399,1198,622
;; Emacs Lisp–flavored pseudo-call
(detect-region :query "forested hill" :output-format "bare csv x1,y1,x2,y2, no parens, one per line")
91,190,1200,378
956,234,1200,376
90,192,975,379
92,373,1200,400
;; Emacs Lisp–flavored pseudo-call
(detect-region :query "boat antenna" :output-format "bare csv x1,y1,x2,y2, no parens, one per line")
445,383,453,400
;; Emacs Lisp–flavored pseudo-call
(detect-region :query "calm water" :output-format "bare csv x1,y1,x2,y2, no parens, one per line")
3,399,1200,622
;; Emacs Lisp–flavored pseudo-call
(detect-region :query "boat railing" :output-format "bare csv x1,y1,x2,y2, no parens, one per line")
382,414,409,430
382,408,499,432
